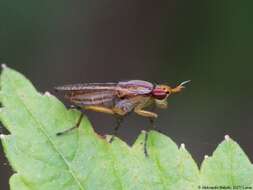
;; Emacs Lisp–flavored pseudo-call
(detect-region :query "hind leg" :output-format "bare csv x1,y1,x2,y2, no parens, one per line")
57,106,116,136
56,112,84,136
84,106,115,115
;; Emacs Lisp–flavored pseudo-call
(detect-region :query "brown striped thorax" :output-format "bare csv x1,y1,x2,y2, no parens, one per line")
54,80,190,118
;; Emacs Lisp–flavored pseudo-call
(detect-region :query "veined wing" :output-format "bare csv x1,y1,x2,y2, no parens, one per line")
117,80,154,96
54,82,118,91
55,80,154,95
55,83,118,106
68,90,117,106
54,80,154,105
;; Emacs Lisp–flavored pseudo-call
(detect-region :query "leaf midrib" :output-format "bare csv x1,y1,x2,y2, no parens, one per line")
5,71,86,190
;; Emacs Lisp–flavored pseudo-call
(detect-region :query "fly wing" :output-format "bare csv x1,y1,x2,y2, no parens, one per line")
117,80,154,96
54,80,154,106
54,83,118,106
68,90,117,106
54,82,118,92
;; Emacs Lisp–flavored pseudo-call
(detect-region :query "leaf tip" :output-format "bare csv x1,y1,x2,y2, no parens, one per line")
204,155,209,159
1,63,8,69
224,134,230,141
0,134,5,140
44,91,52,96
180,143,185,150
105,135,112,142
141,130,148,136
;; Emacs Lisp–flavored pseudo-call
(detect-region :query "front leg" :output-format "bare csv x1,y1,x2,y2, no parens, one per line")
134,107,158,157
134,109,158,118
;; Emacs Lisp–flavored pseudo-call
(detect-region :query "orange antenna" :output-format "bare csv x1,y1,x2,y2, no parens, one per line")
171,80,191,93
179,80,191,87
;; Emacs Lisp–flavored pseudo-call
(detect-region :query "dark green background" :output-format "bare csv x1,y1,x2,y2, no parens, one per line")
1,1,253,189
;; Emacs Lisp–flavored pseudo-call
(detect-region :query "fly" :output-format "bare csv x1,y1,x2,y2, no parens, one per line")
54,80,191,156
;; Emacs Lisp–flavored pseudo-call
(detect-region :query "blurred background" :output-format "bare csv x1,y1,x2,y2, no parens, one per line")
0,0,253,189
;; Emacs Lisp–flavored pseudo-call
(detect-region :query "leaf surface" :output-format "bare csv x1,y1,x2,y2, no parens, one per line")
200,135,253,187
0,66,199,190
1,66,253,190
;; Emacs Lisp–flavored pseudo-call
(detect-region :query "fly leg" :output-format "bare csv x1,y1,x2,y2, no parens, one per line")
134,108,158,157
56,112,84,136
84,106,115,115
67,105,81,110
56,105,83,136
144,117,156,157
108,98,138,143
109,116,124,143
83,106,123,142
57,106,116,136
56,105,84,136
134,110,158,119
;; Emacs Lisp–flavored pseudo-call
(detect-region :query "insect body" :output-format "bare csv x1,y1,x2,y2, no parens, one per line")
55,80,190,156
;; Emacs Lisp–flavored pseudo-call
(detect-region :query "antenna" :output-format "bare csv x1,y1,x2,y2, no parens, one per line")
179,80,191,87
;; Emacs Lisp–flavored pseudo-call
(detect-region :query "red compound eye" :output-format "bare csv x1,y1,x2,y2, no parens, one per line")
152,88,167,100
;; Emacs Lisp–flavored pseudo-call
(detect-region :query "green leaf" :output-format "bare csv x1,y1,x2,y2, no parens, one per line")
200,135,253,187
0,66,199,189
1,66,253,190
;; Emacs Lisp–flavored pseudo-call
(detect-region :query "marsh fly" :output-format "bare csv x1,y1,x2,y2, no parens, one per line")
54,80,190,156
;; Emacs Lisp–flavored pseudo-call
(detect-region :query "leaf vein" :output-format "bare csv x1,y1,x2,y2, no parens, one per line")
5,72,86,190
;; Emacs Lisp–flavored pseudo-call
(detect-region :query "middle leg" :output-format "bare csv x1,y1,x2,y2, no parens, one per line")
84,106,126,143
109,116,124,143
